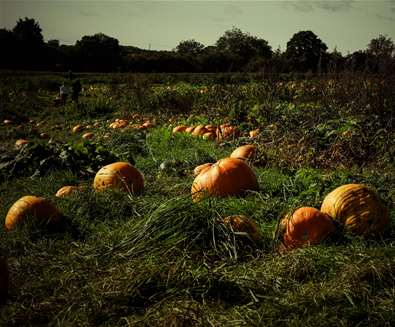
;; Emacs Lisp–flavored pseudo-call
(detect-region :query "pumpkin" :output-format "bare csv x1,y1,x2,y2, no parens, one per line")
5,196,61,231
172,125,187,134
193,163,213,177
320,184,389,237
142,121,153,129
191,125,208,137
109,119,128,129
15,139,29,149
72,124,83,133
39,132,49,139
205,124,216,132
230,144,256,161
93,162,144,194
249,129,260,138
0,257,8,304
202,132,216,140
3,119,13,125
279,207,335,250
216,125,240,141
191,157,258,202
55,185,81,198
82,132,93,140
223,215,262,242
185,126,195,134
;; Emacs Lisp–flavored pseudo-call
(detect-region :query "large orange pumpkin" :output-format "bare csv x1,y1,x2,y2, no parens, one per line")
193,163,213,177
191,157,258,202
320,184,389,237
93,162,144,194
223,215,262,242
5,196,61,231
280,207,335,250
0,257,8,304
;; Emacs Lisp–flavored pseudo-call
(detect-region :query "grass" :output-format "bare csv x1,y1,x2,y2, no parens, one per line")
0,72,394,326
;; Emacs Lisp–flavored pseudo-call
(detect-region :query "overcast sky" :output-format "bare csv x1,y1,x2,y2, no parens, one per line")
1,1,394,54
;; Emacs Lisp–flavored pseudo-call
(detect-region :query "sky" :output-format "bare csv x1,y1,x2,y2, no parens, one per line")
1,0,394,54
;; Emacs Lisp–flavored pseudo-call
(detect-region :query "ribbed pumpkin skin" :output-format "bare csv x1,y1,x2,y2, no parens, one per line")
191,158,258,202
282,207,335,250
55,185,80,198
0,257,8,304
193,163,213,177
5,196,61,231
320,184,389,237
223,215,262,242
202,132,216,140
230,144,256,161
185,126,195,134
93,162,144,194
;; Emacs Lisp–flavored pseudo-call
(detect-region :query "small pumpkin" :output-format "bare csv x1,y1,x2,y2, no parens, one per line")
230,144,256,161
5,196,61,231
191,157,258,202
93,162,144,194
39,132,49,139
72,124,83,133
185,126,195,134
172,125,187,134
205,124,216,132
320,184,389,237
279,207,335,250
223,215,262,242
193,163,213,177
15,139,29,149
202,132,216,140
3,119,13,125
191,125,208,137
249,129,260,138
216,125,240,141
82,132,93,140
0,257,9,304
55,185,82,198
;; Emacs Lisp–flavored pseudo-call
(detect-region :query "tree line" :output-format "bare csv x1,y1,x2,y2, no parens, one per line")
1,17,394,74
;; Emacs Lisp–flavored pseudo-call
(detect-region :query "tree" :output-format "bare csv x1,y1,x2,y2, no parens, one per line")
286,31,328,72
75,33,121,71
175,39,204,55
12,17,44,46
367,34,394,58
216,27,272,62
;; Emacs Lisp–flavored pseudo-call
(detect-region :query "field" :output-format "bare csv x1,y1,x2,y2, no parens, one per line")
0,72,394,326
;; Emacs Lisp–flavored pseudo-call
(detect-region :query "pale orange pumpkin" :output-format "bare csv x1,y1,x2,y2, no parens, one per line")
15,139,29,149
55,185,82,198
82,132,93,140
0,257,8,304
223,215,262,242
93,162,144,194
202,132,216,140
249,129,260,138
185,126,195,134
172,125,187,134
191,157,258,202
72,124,83,133
279,207,335,250
3,119,13,125
230,144,257,161
5,196,61,231
216,125,240,141
320,184,389,237
191,125,208,137
193,163,213,177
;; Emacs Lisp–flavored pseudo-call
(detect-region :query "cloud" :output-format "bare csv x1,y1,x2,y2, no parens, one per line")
284,0,354,12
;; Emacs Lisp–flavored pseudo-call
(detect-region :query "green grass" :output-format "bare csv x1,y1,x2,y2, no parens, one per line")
0,72,394,326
